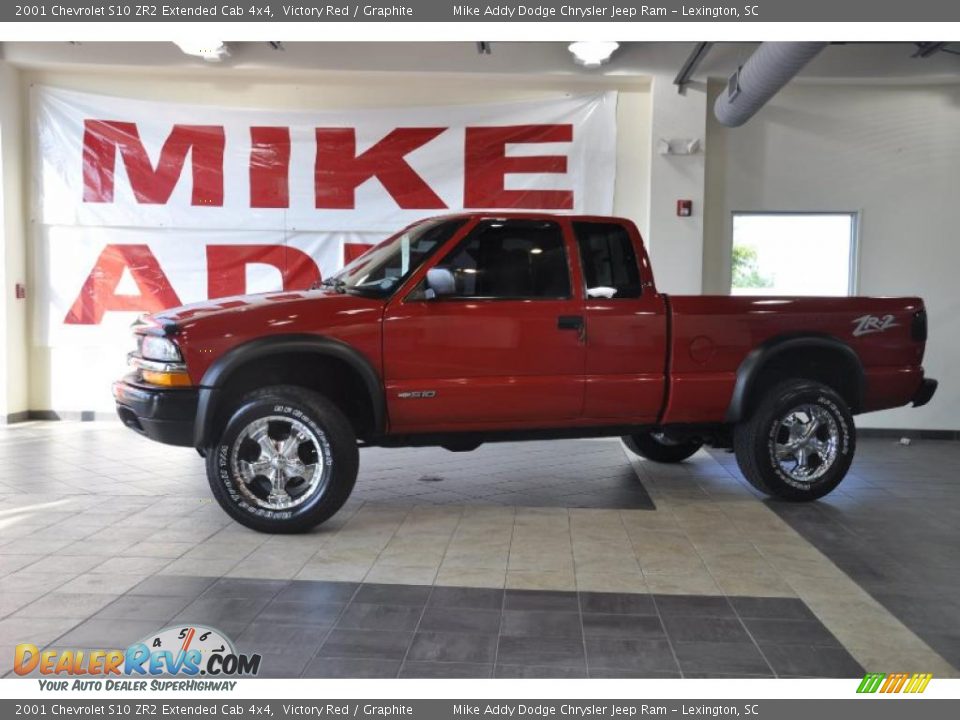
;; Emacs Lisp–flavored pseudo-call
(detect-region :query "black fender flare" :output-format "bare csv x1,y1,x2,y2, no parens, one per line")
193,334,385,449
725,334,865,423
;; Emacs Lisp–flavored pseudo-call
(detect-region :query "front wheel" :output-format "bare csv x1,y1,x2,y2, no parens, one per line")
733,379,855,501
206,385,359,533
622,432,703,463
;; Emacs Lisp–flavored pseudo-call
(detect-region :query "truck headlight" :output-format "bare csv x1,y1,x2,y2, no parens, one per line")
140,335,183,362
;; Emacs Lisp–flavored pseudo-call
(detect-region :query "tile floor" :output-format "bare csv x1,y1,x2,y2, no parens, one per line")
0,421,957,678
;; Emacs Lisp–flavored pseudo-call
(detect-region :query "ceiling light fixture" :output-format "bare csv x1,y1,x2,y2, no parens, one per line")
173,40,230,62
568,41,619,68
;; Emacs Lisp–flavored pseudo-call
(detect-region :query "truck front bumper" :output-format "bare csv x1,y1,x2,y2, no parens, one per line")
912,378,938,408
113,374,198,447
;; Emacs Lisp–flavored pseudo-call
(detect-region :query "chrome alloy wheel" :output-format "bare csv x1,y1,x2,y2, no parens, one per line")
772,404,840,484
229,416,327,510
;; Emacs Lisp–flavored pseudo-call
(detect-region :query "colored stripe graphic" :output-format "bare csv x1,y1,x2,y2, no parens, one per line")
857,672,932,694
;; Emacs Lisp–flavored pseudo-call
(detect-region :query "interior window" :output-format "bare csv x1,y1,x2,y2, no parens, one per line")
573,221,643,298
435,220,571,299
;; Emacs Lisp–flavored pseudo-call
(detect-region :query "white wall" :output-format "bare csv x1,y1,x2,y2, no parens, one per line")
0,61,28,421
704,81,960,431
17,69,652,413
646,75,708,294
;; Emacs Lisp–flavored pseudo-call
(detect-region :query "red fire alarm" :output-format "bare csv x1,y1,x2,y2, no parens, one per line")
677,200,693,217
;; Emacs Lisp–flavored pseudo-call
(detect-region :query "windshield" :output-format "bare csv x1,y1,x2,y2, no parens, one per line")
328,217,467,297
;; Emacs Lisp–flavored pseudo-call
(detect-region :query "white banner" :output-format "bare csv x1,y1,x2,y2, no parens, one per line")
33,86,617,346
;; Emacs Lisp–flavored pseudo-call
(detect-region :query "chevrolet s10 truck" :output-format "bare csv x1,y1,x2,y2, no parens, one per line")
113,213,937,532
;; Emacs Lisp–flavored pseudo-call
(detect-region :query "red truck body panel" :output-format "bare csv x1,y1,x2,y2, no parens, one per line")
145,212,929,439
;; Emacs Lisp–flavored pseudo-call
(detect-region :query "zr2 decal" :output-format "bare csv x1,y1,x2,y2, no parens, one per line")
852,314,899,337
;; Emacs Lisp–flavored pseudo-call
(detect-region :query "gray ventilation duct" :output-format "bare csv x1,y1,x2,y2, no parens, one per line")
714,42,828,127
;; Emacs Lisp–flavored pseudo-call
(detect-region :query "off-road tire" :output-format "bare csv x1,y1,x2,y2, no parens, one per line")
622,432,703,463
206,385,358,533
733,379,855,501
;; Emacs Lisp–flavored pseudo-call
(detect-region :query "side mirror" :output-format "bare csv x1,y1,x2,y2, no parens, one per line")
425,268,456,299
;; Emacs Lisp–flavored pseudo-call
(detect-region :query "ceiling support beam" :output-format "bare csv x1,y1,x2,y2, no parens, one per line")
674,42,713,94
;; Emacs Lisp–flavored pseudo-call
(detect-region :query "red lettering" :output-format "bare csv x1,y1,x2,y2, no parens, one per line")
82,121,225,206
343,242,374,265
206,245,321,299
315,128,447,209
464,124,573,209
64,244,181,325
250,127,290,208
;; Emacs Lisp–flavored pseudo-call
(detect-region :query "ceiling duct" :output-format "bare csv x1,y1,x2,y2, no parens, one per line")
714,42,828,127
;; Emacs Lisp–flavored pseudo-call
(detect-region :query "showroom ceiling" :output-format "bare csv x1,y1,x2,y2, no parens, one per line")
1,41,959,84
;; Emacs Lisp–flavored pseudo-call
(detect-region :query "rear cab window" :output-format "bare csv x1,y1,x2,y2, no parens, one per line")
573,221,643,299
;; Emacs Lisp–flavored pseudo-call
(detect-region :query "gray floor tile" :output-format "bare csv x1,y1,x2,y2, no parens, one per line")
761,644,863,678
95,595,192,622
582,613,665,639
257,600,344,627
663,616,751,644
742,618,842,648
584,637,678,673
501,610,582,639
672,641,771,676
406,631,498,664
400,661,493,678
579,592,657,616
496,636,586,669
654,595,736,618
418,607,502,635
336,603,423,632
235,622,329,654
318,629,413,660
729,597,817,622
303,656,402,678
126,576,216,597
504,590,579,612
495,664,588,678
427,586,504,611
353,583,431,606
274,581,358,604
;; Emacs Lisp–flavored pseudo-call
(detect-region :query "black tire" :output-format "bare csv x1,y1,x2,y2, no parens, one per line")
733,379,855,501
206,385,359,533
622,432,703,463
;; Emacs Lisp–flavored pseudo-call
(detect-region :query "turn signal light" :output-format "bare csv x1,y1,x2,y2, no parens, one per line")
141,370,192,387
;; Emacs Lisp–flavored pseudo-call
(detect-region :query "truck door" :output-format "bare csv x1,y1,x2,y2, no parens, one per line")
573,220,668,423
382,218,586,432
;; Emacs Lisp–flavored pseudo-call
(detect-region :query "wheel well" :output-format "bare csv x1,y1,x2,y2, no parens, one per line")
213,352,377,441
732,342,864,422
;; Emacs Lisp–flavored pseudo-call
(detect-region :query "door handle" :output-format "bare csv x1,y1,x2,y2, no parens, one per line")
557,315,583,331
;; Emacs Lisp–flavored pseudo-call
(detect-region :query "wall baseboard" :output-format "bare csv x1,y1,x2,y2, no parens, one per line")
857,428,960,441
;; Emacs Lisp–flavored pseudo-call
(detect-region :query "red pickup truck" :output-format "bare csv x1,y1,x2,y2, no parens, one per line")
114,213,937,532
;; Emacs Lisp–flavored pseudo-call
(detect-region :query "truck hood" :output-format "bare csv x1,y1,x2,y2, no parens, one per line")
149,288,384,333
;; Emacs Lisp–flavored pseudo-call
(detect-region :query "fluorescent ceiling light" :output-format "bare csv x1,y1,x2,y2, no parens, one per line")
568,41,619,68
173,40,230,62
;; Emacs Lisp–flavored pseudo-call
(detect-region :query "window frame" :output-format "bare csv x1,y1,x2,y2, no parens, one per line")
572,220,645,301
729,211,861,296
420,218,575,302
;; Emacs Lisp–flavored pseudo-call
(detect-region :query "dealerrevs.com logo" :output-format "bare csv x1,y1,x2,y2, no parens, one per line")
14,625,261,691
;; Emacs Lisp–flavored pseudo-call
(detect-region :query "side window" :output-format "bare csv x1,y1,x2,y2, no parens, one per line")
573,221,643,299
434,220,571,299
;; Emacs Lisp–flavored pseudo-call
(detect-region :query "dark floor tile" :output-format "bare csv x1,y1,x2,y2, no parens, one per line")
174,596,271,626
504,589,579,612
235,622,329,654
303,656,401,678
399,661,493,678
584,637,677,673
54,619,161,649
274,581,358,605
126,575,216,598
579,592,656,616
496,636,586,669
662,616,751,644
672,641,771,676
589,668,681,678
495,664,588,678
500,610,582,639
427,586,504,611
582,613,665,639
249,649,317,678
336,603,423,632
729,597,817,622
201,578,288,599
406,631,497,664
653,595,735,618
353,583,431,607
743,618,841,648
684,672,775,679
317,629,413,660
761,645,863,678
418,607,501,635
257,600,344,627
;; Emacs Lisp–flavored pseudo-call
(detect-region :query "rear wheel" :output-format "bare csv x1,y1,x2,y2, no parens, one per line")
733,379,854,501
622,431,703,463
206,385,358,533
